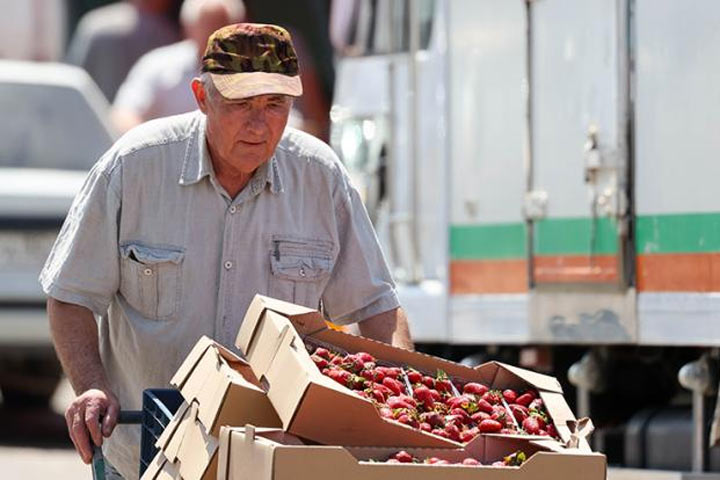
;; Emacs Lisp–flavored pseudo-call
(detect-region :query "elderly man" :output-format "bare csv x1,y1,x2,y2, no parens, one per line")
112,0,245,133
41,23,412,479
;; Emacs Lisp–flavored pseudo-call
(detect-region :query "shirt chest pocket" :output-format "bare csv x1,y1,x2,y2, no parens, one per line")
119,243,184,320
268,236,334,309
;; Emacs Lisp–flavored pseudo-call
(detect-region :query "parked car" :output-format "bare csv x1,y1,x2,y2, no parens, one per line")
0,60,114,406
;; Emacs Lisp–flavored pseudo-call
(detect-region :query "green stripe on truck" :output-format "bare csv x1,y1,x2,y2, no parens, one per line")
451,212,720,259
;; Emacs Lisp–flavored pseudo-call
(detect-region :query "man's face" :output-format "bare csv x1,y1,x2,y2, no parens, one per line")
193,80,292,174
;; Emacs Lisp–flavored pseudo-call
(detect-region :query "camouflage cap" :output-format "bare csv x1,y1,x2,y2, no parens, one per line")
202,23,303,100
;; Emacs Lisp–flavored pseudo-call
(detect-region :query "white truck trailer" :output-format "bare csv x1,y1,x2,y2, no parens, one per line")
330,0,720,476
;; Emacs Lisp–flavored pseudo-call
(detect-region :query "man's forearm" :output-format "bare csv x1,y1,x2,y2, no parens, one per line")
48,297,120,464
47,297,110,393
357,307,414,350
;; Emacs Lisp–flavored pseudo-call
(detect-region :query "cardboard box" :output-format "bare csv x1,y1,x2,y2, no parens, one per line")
236,295,585,449
141,402,218,480
216,426,607,480
170,335,281,436
142,336,283,480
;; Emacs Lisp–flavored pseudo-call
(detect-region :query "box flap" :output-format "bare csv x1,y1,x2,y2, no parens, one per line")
140,451,181,480
540,391,578,442
236,295,319,353
260,318,315,426
219,425,278,480
494,362,564,393
219,380,283,431
195,373,232,434
217,426,233,480
155,402,190,451
170,336,215,389
240,311,295,377
171,336,277,435
473,361,563,393
171,338,256,394
564,417,594,452
156,401,219,480
163,402,198,462
176,407,218,480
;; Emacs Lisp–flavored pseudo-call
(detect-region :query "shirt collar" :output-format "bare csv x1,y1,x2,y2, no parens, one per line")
179,113,283,195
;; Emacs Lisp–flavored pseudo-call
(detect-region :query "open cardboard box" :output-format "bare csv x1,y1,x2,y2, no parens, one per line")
141,402,217,480
170,335,281,436
236,295,587,450
141,336,283,480
216,426,606,480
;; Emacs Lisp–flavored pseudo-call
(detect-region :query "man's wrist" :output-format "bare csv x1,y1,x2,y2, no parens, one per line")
74,377,113,396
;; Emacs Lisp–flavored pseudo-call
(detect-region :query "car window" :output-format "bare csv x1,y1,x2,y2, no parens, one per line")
0,75,113,170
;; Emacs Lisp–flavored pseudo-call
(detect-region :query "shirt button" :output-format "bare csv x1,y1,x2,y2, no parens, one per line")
229,205,237,214
299,266,306,277
224,261,233,270
143,268,153,276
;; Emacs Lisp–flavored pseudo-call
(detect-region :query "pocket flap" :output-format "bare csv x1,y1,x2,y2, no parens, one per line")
120,243,185,265
270,254,330,280
270,236,333,281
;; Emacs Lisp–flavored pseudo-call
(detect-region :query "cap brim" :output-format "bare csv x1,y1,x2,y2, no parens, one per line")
210,72,303,100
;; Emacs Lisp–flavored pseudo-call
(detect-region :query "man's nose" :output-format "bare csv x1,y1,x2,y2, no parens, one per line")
243,108,268,135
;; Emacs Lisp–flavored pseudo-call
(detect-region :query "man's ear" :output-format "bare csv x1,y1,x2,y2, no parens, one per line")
191,78,209,113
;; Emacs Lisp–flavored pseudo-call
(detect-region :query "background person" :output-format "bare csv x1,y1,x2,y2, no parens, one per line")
111,0,245,133
66,0,181,101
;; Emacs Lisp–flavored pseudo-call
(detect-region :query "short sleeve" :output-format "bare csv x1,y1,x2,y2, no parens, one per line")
321,175,400,325
39,158,121,315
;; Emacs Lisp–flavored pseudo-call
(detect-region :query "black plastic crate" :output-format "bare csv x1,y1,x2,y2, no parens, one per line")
138,388,184,477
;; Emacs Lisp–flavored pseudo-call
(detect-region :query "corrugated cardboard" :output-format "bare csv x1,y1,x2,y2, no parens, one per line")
142,402,217,480
170,335,281,436
143,336,283,480
235,295,588,450
216,426,607,480
141,450,181,480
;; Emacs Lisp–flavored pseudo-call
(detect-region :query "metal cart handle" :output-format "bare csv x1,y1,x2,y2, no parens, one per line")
91,410,142,480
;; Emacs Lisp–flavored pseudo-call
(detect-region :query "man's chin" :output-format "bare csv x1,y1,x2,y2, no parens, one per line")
232,150,271,168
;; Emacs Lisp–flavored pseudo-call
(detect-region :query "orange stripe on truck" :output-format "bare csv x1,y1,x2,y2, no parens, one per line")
451,253,720,294
637,252,720,292
449,259,528,294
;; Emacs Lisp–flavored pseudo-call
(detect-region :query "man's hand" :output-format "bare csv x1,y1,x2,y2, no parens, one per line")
65,388,120,464
358,307,414,350
47,297,117,464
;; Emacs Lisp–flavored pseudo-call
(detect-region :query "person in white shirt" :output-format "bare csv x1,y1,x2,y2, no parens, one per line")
66,0,180,102
112,0,245,134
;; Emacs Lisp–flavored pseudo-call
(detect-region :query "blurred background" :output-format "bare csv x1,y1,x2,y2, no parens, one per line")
2,0,720,478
